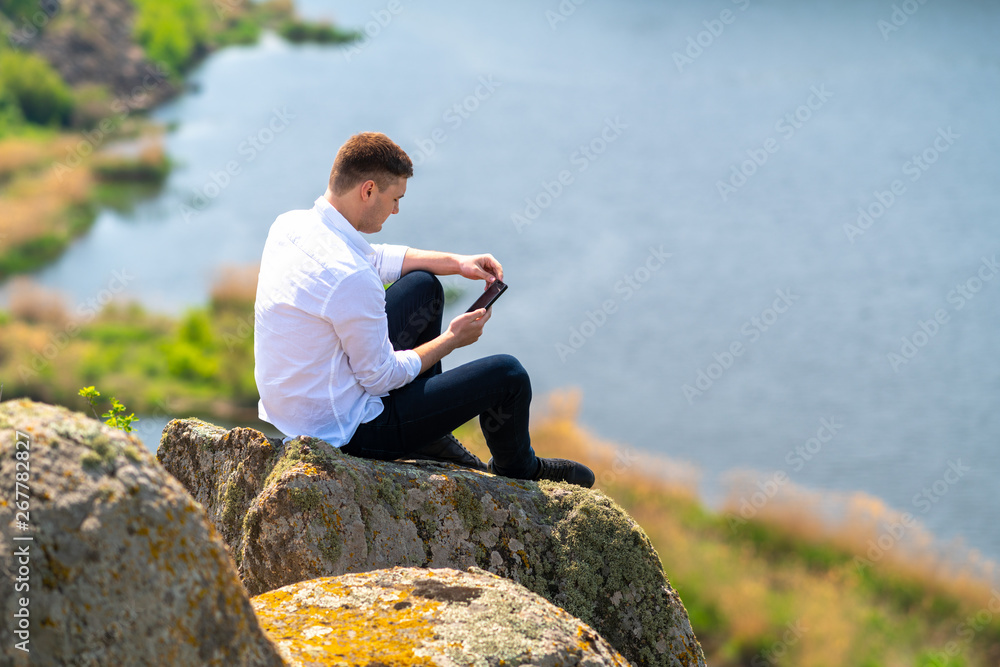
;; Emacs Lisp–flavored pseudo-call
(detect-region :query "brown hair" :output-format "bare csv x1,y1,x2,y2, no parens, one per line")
328,132,413,195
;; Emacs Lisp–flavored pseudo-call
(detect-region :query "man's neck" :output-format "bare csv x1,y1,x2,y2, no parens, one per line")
324,188,361,231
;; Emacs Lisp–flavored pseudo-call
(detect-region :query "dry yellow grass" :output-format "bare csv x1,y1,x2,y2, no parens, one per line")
0,128,164,261
210,263,260,307
0,164,92,251
723,474,998,613
0,134,80,177
7,277,71,327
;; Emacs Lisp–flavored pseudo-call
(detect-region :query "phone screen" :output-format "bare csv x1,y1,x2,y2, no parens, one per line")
466,279,508,313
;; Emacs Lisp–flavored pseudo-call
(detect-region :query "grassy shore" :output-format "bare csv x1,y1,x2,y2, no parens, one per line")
0,267,260,421
458,395,1000,667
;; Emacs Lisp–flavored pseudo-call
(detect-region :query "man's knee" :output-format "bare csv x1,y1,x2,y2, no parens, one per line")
402,270,443,300
492,354,530,392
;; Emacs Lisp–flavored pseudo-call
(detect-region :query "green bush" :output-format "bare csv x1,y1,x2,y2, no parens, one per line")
132,0,211,75
279,19,358,44
0,50,73,126
165,341,219,382
214,16,261,47
178,309,214,346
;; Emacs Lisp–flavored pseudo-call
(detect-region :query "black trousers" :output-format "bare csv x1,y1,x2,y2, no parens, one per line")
342,271,538,479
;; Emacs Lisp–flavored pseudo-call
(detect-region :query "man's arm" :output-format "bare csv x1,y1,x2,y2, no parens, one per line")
402,248,504,283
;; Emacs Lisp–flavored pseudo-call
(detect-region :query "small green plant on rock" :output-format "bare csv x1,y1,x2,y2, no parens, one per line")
78,386,138,433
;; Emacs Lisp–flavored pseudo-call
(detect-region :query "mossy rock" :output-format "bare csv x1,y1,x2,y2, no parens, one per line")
0,400,282,667
160,420,707,667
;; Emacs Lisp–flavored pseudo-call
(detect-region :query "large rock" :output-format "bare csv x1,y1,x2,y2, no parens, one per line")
159,419,707,667
251,566,632,666
0,400,282,667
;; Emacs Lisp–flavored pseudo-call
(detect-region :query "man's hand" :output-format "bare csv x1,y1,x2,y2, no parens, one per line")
457,254,503,284
446,307,491,348
413,308,491,374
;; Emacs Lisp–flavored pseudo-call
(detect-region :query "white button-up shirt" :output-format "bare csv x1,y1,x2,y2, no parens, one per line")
254,196,422,445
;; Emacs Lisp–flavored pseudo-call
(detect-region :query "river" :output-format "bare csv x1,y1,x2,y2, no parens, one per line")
8,0,1000,566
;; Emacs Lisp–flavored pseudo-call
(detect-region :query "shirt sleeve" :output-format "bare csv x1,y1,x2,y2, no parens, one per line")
370,243,409,284
324,270,421,396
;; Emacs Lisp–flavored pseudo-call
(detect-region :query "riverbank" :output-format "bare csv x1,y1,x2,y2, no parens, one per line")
0,124,169,278
0,0,355,279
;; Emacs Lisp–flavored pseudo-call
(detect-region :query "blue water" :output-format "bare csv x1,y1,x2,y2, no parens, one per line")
8,0,1000,565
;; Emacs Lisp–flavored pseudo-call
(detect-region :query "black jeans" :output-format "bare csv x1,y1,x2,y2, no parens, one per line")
342,271,538,479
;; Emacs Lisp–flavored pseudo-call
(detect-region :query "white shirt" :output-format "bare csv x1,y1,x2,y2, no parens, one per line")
254,196,422,445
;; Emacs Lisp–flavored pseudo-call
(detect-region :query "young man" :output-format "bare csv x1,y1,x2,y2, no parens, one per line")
254,132,594,488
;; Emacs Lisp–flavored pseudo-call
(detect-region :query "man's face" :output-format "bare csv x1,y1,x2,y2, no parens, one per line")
358,177,407,234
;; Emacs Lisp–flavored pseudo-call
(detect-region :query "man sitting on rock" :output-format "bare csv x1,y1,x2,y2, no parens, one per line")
253,132,594,488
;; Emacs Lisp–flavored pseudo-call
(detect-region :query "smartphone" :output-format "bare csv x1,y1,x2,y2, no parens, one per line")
466,279,508,313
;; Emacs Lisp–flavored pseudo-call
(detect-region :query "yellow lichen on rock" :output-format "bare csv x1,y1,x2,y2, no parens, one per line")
252,567,633,667
253,576,440,667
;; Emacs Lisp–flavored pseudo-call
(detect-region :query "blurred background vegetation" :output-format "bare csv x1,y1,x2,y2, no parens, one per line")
0,0,354,276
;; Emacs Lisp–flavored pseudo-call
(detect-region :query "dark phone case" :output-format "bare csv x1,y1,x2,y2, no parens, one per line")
466,280,508,312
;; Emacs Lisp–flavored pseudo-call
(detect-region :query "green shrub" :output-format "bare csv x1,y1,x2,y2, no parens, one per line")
0,50,73,126
132,0,211,75
214,16,261,47
279,19,358,44
165,341,219,381
178,309,214,346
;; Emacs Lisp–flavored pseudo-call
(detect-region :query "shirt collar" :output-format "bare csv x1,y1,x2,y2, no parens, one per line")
313,196,376,261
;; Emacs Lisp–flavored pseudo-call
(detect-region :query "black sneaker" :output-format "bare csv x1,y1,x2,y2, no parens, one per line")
487,457,595,489
410,434,487,471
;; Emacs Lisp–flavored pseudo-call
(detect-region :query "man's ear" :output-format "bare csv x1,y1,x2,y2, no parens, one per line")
359,179,377,202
